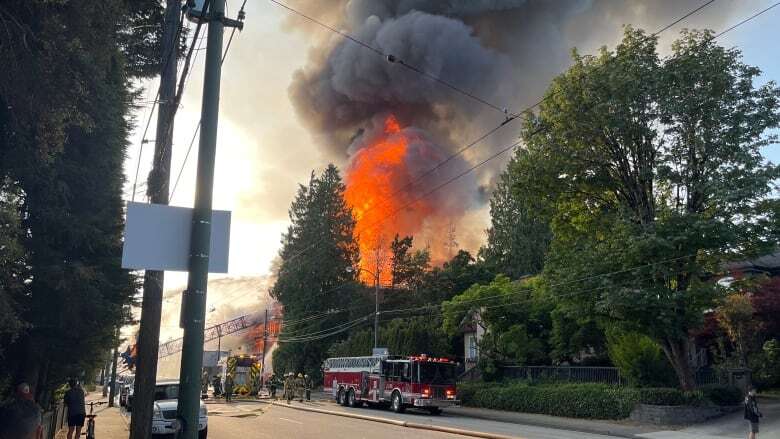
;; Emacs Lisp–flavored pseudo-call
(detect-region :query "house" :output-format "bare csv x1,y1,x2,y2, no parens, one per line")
460,310,485,371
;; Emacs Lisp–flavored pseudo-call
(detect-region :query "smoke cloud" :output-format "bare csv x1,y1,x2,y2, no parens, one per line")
283,0,735,258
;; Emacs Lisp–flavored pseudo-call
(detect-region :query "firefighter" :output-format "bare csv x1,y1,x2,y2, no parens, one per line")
269,373,278,399
295,373,305,402
201,369,209,398
284,372,294,404
212,375,222,398
304,374,312,401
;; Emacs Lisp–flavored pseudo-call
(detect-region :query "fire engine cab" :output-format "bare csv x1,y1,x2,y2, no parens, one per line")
322,354,458,414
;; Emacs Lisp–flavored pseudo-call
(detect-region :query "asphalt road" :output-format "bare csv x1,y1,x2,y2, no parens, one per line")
203,400,623,439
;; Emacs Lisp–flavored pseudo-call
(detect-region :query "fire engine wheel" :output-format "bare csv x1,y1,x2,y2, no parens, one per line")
337,388,346,406
391,391,405,413
347,388,357,407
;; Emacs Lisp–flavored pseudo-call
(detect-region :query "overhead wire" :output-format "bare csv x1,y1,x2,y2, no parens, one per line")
271,0,719,269
274,249,721,340
266,0,512,117
169,0,248,200
210,2,775,327
130,5,188,202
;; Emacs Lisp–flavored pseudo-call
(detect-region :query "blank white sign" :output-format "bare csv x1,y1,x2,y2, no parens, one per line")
122,202,231,273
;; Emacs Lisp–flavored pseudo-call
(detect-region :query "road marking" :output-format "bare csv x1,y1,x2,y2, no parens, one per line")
278,417,303,425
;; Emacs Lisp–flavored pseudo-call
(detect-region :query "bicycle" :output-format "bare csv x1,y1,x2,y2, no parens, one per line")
85,400,107,439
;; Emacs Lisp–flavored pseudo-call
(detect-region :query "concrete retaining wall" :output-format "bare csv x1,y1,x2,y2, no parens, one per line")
629,403,740,425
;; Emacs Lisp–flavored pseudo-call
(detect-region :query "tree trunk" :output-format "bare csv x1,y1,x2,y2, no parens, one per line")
660,337,696,390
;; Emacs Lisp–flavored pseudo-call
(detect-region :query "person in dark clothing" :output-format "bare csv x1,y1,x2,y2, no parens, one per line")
745,387,763,439
269,374,278,399
0,398,43,439
212,375,222,397
304,374,312,401
63,379,86,439
224,374,234,402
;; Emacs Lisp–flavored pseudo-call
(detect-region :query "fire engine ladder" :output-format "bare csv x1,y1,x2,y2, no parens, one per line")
158,315,252,358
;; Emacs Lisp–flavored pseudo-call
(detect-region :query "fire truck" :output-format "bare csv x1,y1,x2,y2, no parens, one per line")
322,354,458,414
223,354,262,396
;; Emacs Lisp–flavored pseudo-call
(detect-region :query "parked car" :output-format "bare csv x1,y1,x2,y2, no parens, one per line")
142,380,207,438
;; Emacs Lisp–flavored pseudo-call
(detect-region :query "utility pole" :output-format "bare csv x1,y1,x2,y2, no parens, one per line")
374,272,380,349
130,1,179,437
108,328,120,407
175,1,241,436
261,309,268,387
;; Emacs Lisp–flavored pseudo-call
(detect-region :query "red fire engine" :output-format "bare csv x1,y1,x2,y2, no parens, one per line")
322,354,458,414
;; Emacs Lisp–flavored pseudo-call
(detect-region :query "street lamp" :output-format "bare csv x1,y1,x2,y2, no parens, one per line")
346,266,381,350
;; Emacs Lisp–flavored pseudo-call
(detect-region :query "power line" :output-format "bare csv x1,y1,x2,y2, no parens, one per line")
223,1,772,320
274,249,720,338
266,0,513,116
273,0,719,269
169,0,247,200
130,5,187,202
713,1,779,39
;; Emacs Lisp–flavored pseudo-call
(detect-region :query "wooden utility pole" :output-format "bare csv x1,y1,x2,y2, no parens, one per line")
261,309,268,387
130,1,179,437
108,328,120,407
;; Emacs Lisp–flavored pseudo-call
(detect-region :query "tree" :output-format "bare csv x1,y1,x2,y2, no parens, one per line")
0,0,156,402
521,28,780,389
716,293,760,367
442,275,552,379
389,234,430,291
271,165,361,381
480,148,553,280
329,316,452,359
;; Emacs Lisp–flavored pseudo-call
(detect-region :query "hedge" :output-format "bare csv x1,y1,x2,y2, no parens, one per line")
457,382,743,419
701,385,742,406
458,382,639,419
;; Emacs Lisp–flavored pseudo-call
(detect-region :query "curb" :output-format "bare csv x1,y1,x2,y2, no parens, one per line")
266,401,519,439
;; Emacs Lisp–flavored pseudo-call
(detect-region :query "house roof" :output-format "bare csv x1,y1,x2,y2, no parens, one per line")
726,251,780,275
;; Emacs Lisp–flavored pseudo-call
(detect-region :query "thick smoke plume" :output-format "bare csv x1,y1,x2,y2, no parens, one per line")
286,0,734,258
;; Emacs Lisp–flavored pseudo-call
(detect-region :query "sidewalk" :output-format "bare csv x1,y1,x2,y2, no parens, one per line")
55,394,128,439
445,406,658,438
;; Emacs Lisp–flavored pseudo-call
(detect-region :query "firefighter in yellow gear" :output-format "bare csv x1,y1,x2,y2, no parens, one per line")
283,372,294,404
295,373,305,402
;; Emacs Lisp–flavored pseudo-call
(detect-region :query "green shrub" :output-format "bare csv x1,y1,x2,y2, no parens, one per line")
606,330,676,387
637,388,704,406
458,381,640,419
701,385,742,406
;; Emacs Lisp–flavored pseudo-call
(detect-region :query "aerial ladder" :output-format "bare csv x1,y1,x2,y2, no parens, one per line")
158,315,253,358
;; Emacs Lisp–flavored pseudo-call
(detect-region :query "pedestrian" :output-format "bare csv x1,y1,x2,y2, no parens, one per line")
295,373,305,402
0,398,43,439
63,379,86,439
224,374,234,403
304,374,312,401
269,373,278,399
745,387,763,439
15,383,34,401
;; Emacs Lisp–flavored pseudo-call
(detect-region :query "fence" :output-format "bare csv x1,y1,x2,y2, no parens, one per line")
465,365,729,387
501,366,623,385
41,402,67,439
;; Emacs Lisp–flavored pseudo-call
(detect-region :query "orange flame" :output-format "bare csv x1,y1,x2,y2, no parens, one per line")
344,116,437,284
247,320,281,353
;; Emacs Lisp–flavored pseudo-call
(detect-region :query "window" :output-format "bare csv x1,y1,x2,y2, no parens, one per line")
467,335,478,360
153,384,179,401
